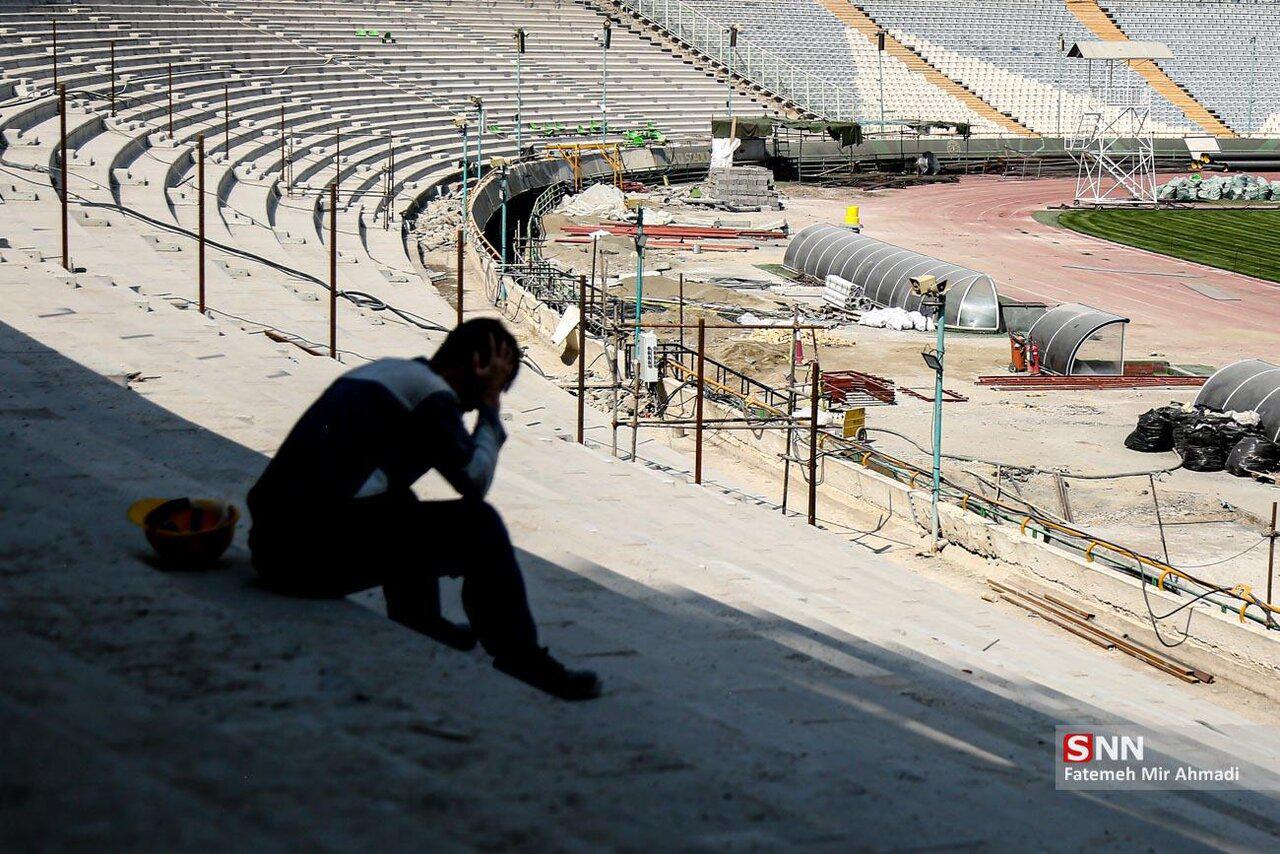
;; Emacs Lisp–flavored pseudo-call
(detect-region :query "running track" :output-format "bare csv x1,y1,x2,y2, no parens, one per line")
849,176,1280,364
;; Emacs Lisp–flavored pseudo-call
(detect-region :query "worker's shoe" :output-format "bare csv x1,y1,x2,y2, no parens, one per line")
493,647,602,701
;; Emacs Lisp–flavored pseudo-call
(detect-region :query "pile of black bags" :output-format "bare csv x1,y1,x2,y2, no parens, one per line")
1125,404,1280,476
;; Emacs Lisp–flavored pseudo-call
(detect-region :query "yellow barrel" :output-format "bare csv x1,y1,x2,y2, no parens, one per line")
844,205,860,228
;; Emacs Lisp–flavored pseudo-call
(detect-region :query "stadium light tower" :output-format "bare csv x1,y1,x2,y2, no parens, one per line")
514,28,527,154
725,24,739,125
599,20,611,144
912,274,949,553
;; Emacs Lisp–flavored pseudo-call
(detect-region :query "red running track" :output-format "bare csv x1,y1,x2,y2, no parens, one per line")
850,176,1280,365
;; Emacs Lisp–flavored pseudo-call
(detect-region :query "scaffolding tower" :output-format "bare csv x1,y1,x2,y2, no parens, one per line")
1065,41,1172,207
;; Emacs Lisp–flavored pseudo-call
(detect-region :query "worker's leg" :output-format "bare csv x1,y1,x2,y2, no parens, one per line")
390,499,600,699
388,499,538,658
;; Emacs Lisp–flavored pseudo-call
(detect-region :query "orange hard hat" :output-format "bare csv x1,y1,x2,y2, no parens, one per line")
127,497,239,567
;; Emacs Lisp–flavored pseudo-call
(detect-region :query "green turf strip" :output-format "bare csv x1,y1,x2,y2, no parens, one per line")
1057,209,1280,283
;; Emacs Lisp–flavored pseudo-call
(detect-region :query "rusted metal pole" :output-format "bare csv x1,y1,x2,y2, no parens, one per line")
808,361,820,526
455,228,464,327
59,84,68,272
334,125,340,184
630,367,640,462
329,182,337,359
279,103,286,195
589,234,598,319
109,42,116,116
384,135,393,229
617,322,826,330
695,318,706,484
167,62,173,139
782,307,799,514
223,81,229,153
577,275,587,445
1268,502,1277,616
197,133,205,313
678,272,685,352
52,20,58,90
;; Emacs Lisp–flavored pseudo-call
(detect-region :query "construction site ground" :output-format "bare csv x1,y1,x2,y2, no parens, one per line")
530,174,1280,603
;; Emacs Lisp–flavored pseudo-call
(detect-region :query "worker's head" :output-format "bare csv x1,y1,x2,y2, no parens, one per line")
430,318,521,409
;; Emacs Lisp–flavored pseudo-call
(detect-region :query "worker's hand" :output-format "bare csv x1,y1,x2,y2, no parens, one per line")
475,334,517,409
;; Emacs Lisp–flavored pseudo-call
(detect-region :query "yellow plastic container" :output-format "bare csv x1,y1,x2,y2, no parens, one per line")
844,205,861,228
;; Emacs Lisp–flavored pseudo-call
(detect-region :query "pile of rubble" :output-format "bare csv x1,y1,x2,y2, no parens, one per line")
410,197,463,255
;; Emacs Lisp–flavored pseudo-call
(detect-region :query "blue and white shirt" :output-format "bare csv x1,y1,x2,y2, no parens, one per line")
248,357,507,529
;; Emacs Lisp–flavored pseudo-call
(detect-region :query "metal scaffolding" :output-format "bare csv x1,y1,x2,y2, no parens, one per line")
1065,41,1170,207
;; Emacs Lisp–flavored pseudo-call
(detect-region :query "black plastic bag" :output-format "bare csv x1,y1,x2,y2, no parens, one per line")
1125,408,1173,452
1178,423,1229,472
1226,435,1280,477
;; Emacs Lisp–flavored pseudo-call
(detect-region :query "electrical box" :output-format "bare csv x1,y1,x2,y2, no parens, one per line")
842,407,866,439
637,331,659,383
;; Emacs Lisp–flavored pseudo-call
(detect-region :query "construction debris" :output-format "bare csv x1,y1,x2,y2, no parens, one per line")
558,183,629,219
410,197,463,254
704,166,782,211
858,307,935,332
823,370,896,406
977,375,1207,390
561,224,787,241
986,579,1213,684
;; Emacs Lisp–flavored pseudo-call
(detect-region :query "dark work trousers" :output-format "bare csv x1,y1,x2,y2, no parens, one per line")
250,496,539,658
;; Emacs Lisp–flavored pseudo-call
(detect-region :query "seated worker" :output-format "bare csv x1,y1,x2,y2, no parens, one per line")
247,318,601,701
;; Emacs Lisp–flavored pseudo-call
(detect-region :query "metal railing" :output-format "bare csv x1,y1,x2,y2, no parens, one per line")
655,341,792,413
610,0,860,121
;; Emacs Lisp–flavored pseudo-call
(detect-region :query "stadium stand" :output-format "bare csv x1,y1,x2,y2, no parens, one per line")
1067,0,1235,136
1099,0,1279,135
0,0,767,293
855,0,1196,135
683,0,1006,133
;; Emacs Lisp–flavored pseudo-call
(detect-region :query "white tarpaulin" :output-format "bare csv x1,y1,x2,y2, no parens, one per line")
710,137,741,170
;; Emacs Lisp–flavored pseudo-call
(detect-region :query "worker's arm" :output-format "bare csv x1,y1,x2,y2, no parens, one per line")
416,392,507,500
